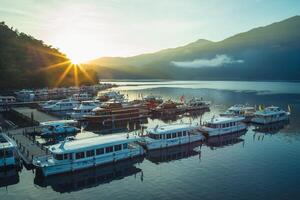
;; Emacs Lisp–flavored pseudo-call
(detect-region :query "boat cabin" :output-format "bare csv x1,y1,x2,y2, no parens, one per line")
146,124,197,140
204,117,245,129
48,134,140,162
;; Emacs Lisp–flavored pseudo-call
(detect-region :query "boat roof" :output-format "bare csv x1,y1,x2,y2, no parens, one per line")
147,124,197,134
49,133,141,154
40,120,77,126
255,107,286,116
228,105,254,111
0,134,16,149
207,116,245,124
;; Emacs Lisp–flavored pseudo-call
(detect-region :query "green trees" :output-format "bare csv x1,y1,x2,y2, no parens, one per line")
0,22,97,90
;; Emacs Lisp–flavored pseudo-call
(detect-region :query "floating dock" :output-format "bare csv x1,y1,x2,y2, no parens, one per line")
11,107,60,125
6,127,48,166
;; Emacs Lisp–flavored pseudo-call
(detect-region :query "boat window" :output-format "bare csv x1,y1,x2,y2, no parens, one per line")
0,150,4,158
54,153,64,160
86,150,95,157
105,146,113,153
183,131,187,136
75,152,85,159
166,134,171,139
172,133,177,138
0,149,13,158
149,133,159,139
96,148,104,155
114,144,122,151
63,154,68,160
123,143,128,149
178,132,182,137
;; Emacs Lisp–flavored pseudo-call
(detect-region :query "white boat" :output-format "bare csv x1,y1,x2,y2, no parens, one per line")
71,93,92,101
0,133,18,168
251,106,290,124
33,133,144,176
43,99,80,111
15,89,35,102
97,91,125,102
0,96,16,105
186,98,210,110
220,104,256,121
199,116,247,137
39,100,59,109
68,100,101,119
139,124,205,150
40,120,79,138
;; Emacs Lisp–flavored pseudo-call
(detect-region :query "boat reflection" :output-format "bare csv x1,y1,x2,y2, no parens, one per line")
252,121,289,134
34,157,144,193
0,167,20,188
86,118,148,133
205,131,246,150
150,109,207,123
146,141,203,164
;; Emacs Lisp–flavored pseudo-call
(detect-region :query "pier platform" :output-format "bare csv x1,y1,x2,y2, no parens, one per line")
6,127,48,166
11,107,60,125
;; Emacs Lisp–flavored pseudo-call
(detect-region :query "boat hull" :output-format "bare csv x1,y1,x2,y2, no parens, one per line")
251,115,289,125
35,148,144,177
0,157,16,168
202,124,247,138
141,134,205,151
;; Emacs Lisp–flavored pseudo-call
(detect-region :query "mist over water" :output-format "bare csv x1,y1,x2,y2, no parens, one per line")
1,81,300,200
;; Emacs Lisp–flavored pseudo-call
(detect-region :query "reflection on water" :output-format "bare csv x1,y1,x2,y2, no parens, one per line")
205,131,246,150
252,121,290,134
0,168,19,188
2,81,300,200
146,142,203,164
34,157,144,193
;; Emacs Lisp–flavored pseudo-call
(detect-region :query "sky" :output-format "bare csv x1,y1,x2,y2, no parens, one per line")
0,0,300,62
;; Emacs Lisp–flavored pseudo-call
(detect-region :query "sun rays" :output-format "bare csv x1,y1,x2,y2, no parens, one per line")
49,61,95,87
31,45,95,87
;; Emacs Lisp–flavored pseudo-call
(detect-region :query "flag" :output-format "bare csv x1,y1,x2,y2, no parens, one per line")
288,105,291,113
259,105,264,111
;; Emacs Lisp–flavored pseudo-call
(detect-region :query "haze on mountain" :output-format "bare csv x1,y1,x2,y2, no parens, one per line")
90,16,300,81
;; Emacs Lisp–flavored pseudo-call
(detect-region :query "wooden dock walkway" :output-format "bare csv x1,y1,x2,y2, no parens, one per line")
6,127,49,166
11,107,60,124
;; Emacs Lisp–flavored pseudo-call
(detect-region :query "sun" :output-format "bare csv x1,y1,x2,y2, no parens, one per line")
70,57,83,65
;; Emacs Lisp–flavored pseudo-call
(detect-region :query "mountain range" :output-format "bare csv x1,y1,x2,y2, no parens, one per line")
90,16,300,81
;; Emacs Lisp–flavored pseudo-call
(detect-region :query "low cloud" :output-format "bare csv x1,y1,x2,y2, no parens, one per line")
171,54,244,68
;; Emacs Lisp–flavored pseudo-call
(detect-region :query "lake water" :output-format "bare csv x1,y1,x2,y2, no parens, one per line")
1,80,300,200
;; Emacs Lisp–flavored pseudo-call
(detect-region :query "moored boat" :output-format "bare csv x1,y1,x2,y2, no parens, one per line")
143,95,163,109
251,106,290,124
220,104,256,122
151,100,184,116
96,91,125,102
40,120,79,138
139,124,205,150
68,100,101,119
43,99,80,112
80,101,148,129
199,116,247,138
185,98,210,111
32,133,144,176
0,133,18,168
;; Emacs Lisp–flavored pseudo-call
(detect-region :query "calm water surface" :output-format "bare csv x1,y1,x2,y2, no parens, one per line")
1,81,300,200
